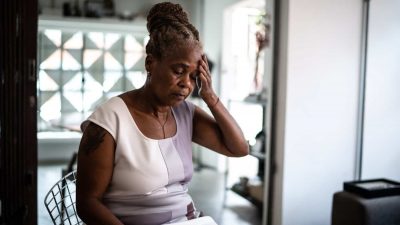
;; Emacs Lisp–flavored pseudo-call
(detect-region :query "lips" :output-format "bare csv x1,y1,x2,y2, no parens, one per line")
172,92,187,100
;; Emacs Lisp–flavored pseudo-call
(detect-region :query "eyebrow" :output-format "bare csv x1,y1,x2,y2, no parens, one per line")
172,63,190,68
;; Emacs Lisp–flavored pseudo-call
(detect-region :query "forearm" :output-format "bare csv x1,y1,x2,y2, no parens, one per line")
77,198,123,225
207,99,249,156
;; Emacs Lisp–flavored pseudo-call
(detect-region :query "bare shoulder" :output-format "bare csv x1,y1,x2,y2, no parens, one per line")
80,122,112,155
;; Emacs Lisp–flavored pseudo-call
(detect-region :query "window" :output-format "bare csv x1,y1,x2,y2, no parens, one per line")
37,22,147,131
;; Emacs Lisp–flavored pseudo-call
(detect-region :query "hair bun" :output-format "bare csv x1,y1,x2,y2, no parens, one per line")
146,2,190,34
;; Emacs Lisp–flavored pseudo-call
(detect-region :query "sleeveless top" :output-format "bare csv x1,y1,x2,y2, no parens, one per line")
81,97,197,225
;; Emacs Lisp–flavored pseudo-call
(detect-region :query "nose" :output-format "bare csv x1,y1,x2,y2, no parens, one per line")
178,74,193,89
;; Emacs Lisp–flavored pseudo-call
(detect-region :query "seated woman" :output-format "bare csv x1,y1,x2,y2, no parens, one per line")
76,2,249,225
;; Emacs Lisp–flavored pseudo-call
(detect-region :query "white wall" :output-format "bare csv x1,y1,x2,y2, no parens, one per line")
273,0,363,225
361,0,400,181
197,0,245,171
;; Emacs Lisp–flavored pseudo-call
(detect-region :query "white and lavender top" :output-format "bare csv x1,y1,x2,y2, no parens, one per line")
81,97,197,225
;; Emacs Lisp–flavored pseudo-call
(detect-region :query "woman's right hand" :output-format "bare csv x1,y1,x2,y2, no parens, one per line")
197,54,219,107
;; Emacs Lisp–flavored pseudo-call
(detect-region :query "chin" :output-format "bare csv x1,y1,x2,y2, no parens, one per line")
170,97,186,107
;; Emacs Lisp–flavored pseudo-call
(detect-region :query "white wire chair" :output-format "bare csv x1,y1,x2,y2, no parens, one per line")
44,170,83,225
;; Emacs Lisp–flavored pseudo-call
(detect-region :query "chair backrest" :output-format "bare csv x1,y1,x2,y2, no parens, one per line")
44,170,83,225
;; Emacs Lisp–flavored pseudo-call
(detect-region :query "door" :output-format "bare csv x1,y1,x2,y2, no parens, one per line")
0,0,38,224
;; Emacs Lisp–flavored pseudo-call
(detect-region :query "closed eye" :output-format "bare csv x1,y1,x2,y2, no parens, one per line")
174,69,184,76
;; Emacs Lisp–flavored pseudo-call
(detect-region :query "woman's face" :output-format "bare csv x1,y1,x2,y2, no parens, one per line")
147,44,202,106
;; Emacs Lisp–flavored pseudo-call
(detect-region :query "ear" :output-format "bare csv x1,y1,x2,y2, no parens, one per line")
145,54,155,72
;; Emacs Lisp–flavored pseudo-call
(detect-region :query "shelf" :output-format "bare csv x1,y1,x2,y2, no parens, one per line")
38,15,147,34
243,94,267,105
250,151,265,160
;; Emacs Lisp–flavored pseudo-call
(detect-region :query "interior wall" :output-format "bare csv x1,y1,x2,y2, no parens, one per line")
196,0,244,171
273,0,363,224
361,0,400,181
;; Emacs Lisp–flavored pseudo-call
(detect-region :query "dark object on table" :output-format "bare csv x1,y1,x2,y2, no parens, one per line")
63,2,72,16
64,0,82,17
84,0,104,18
344,178,400,198
84,0,115,18
103,0,115,17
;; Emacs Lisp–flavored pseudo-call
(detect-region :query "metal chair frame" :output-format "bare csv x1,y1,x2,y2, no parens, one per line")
44,170,83,225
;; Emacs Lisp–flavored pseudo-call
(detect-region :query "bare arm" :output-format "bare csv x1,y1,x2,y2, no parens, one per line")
76,122,123,225
193,104,249,157
192,55,249,157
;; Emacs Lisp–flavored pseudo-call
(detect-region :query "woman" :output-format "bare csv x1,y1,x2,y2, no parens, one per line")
76,2,248,225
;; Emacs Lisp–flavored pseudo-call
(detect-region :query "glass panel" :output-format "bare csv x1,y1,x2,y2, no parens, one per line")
127,71,146,89
105,33,122,50
103,71,123,92
44,29,62,47
125,52,143,70
64,72,82,91
105,91,123,100
63,91,83,112
124,35,143,52
104,52,122,70
83,72,103,91
39,70,59,91
84,49,103,69
87,32,104,49
40,49,61,70
143,36,150,47
62,50,82,70
40,92,61,122
83,91,103,112
38,28,148,131
64,32,83,49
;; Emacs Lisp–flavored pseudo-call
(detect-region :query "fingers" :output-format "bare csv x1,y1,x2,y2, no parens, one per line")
197,54,213,93
199,55,211,78
203,54,210,72
198,62,210,84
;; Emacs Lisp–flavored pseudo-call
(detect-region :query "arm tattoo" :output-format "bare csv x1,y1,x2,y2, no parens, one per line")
80,123,107,155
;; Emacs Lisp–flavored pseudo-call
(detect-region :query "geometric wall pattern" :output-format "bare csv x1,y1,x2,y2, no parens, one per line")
38,29,147,131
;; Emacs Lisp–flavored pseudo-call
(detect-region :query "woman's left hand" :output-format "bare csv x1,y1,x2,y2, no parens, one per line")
197,54,218,106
